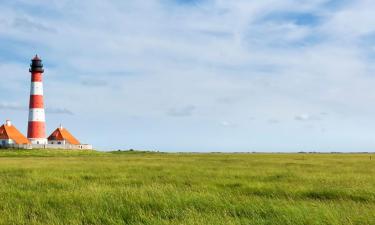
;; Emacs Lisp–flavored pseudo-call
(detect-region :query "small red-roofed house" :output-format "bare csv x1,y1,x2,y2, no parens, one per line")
47,125,80,145
0,120,30,146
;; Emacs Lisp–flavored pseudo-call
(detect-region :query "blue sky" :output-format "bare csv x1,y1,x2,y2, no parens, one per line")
1,0,375,152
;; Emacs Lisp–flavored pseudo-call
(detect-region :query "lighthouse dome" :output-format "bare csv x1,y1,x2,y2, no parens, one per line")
29,55,44,73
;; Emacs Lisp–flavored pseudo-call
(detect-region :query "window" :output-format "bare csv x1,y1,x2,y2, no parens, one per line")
58,142,61,145
1,140,5,145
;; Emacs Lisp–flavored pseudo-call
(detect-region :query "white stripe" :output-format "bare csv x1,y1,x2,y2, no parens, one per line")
28,138,48,145
30,82,43,95
28,108,46,122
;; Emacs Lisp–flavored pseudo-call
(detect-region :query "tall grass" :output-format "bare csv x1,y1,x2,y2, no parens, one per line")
0,150,374,224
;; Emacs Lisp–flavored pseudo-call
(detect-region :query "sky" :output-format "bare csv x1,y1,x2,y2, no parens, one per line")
1,0,375,152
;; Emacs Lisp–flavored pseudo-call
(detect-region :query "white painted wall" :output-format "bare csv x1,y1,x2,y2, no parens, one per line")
28,138,48,145
12,144,93,150
48,140,66,145
30,82,43,95
0,139,14,146
28,109,46,122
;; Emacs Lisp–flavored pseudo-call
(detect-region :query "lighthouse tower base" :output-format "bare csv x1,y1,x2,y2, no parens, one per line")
28,138,48,145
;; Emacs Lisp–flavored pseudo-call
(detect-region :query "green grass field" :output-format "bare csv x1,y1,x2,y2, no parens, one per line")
0,150,374,225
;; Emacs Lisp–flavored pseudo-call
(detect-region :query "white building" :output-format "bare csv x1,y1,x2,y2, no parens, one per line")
0,120,30,147
47,125,81,145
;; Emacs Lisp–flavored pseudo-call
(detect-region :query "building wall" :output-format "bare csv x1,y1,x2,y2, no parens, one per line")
0,139,14,146
48,140,66,145
3,144,93,150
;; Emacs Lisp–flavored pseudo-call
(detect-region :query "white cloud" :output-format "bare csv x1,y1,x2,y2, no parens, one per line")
220,121,236,127
167,105,196,117
294,113,322,122
268,119,281,124
0,102,25,111
0,102,73,115
1,0,375,151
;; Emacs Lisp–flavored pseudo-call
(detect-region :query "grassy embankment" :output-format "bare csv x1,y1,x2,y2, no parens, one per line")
0,149,374,224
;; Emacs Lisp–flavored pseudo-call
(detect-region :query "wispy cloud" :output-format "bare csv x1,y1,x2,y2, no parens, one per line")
294,114,320,122
81,79,109,87
12,17,56,33
46,107,74,115
1,0,375,151
0,102,25,111
220,120,236,127
167,105,196,117
0,102,73,115
268,119,281,124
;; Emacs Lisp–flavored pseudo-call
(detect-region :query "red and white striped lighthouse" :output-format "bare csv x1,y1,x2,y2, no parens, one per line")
27,55,47,144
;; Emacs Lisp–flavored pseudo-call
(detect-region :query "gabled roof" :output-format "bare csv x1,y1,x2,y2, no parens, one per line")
47,126,80,145
0,122,30,144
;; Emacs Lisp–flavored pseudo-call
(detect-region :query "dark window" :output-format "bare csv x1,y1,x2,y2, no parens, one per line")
1,140,5,145
58,142,61,145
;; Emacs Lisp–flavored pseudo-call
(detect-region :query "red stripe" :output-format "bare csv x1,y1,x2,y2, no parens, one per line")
29,95,44,108
27,121,46,138
31,73,43,82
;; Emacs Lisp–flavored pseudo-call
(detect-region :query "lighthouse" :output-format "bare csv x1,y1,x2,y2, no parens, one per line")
0,54,92,149
27,55,47,144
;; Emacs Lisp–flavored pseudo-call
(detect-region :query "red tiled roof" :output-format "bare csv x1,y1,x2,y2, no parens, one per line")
0,123,30,144
48,127,80,145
